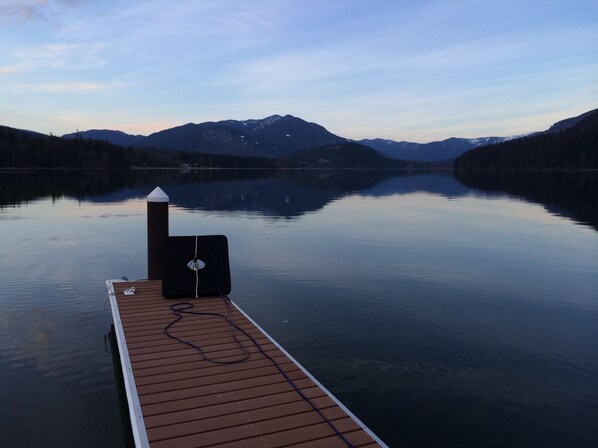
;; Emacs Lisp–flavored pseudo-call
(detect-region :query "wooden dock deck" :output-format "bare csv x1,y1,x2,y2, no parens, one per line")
107,279,387,448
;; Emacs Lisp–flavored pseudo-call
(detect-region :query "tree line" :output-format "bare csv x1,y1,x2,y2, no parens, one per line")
0,127,421,170
454,110,598,170
0,126,276,169
0,126,133,168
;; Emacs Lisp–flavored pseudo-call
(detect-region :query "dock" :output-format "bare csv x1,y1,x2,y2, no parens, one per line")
107,279,387,448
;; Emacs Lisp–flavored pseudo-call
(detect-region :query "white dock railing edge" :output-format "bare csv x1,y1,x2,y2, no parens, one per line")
106,279,150,448
233,300,389,448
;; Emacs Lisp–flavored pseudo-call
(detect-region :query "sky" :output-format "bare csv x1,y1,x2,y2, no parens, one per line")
0,0,597,142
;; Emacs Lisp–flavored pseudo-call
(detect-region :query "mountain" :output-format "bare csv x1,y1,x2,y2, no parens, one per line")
0,125,48,139
545,108,598,133
37,107,598,165
278,142,432,169
360,109,597,162
134,114,347,157
454,109,598,170
247,115,346,153
62,129,145,146
358,136,513,162
1,125,133,168
134,122,263,155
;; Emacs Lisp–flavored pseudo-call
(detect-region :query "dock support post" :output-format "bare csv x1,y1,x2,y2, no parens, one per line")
147,186,169,280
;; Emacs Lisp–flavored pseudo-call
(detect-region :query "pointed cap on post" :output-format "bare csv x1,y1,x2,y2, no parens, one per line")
147,186,169,280
147,186,169,203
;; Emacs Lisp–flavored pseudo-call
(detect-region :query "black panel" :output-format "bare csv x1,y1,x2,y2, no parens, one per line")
162,235,231,298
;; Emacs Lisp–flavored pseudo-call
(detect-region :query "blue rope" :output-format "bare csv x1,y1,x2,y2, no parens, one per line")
164,290,354,447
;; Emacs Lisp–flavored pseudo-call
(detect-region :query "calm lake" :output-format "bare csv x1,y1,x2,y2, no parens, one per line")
0,169,597,447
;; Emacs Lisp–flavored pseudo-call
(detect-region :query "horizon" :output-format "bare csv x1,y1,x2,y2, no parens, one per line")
7,107,596,145
1,1,597,142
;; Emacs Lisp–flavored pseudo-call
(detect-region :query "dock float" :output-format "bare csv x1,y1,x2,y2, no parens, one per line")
107,279,387,448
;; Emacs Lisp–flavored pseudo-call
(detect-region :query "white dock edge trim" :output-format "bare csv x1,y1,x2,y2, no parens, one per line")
106,280,150,448
232,300,389,448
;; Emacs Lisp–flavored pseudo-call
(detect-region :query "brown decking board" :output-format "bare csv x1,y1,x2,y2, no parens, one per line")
109,280,385,448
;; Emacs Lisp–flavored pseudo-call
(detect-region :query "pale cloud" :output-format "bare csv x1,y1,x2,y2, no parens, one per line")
14,42,109,70
0,0,596,140
0,64,24,75
24,81,111,92
218,27,532,99
229,50,354,92
0,1,46,22
0,0,87,23
107,0,285,48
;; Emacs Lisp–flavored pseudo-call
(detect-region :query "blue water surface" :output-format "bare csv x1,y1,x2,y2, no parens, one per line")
0,170,596,447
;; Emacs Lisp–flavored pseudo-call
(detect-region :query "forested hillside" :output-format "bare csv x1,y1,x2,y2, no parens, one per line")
454,110,598,170
0,126,275,169
0,126,134,168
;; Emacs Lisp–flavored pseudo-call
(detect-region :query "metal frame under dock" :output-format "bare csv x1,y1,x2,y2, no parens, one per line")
107,279,387,448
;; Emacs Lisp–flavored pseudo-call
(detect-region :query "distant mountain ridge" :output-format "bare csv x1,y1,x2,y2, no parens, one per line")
55,107,597,162
356,109,596,161
64,115,347,158
279,142,423,168
454,108,598,170
545,108,598,133
357,136,515,162
63,129,144,146
139,114,348,157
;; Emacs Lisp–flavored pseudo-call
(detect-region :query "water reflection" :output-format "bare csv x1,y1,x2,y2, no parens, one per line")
2,169,596,229
1,169,596,447
455,170,598,230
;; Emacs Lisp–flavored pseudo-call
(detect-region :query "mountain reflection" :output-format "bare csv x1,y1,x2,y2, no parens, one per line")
455,170,598,231
1,169,596,229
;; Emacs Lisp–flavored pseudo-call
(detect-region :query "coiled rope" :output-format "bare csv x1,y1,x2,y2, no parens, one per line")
164,287,353,447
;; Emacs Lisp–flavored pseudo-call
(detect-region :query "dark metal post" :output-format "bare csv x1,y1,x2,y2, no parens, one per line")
147,186,169,280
